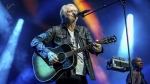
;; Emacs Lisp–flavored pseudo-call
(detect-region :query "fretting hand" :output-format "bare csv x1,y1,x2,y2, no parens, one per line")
92,40,102,52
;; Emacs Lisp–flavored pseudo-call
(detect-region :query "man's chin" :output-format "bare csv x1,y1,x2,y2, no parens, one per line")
139,66,143,69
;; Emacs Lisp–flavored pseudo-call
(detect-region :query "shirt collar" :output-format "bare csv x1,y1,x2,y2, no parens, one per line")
61,23,80,32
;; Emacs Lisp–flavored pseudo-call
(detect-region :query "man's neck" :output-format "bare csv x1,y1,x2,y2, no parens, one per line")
67,22,76,32
133,67,142,71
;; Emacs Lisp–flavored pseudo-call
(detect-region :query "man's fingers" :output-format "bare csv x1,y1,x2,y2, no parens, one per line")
53,54,59,62
53,57,59,62
49,58,59,65
92,42,102,52
48,53,59,64
93,42,100,47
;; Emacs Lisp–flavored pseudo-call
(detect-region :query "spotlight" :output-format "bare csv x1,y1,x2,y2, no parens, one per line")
106,56,130,72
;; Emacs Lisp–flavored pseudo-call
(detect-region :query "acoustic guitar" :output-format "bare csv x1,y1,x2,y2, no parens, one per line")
32,35,117,82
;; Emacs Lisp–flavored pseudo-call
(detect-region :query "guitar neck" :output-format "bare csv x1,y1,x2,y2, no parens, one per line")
65,35,116,57
66,40,103,57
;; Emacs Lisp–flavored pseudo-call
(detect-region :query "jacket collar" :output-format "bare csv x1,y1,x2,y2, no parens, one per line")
61,23,80,32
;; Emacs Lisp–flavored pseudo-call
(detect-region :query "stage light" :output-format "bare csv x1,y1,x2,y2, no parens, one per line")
106,56,130,72
118,14,134,58
0,18,24,84
108,14,134,83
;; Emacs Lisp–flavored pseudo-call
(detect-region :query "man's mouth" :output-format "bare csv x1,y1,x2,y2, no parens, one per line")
139,65,143,68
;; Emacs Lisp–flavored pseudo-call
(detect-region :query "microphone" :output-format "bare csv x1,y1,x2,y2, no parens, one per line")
75,9,91,17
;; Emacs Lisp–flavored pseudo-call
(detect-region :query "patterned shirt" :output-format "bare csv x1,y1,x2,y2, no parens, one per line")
126,69,147,84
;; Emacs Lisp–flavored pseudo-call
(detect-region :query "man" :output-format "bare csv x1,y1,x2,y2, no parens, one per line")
126,57,148,84
31,4,102,84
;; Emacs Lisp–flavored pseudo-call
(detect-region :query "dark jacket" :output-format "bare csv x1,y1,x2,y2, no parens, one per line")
31,24,102,80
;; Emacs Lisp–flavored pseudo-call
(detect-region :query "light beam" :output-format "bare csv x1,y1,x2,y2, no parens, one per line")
0,19,24,84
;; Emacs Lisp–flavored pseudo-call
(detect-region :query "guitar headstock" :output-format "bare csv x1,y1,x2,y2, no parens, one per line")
100,35,117,44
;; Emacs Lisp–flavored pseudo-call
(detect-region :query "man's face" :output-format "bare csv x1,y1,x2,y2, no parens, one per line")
134,58,143,69
66,6,78,23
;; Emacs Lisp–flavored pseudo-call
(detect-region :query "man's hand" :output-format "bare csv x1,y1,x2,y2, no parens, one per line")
48,52,59,65
92,40,102,52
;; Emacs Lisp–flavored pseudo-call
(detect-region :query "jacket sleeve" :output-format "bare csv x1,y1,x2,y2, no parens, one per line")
84,27,103,55
30,27,55,58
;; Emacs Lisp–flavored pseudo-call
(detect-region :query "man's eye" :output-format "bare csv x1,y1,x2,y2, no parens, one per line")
67,10,76,13
67,11,71,13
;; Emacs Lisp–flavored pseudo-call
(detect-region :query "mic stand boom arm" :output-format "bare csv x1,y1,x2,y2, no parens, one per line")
82,0,119,17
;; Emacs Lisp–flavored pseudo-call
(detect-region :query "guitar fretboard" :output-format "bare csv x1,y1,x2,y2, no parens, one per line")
66,40,104,57
65,35,116,57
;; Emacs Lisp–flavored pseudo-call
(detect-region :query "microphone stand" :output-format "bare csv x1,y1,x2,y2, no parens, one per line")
81,0,119,17
80,0,133,84
120,0,133,84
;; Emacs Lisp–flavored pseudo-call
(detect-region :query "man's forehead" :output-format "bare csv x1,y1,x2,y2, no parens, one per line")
66,6,76,10
135,58,142,61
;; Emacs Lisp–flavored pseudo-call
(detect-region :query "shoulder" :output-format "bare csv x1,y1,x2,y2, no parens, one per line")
76,25,87,29
76,25,89,32
52,24,63,30
46,24,64,33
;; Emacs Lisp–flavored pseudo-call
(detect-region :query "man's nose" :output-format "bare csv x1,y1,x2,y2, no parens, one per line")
72,13,76,17
73,10,77,14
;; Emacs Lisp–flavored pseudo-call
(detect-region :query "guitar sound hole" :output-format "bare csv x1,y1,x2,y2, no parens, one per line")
57,53,66,63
